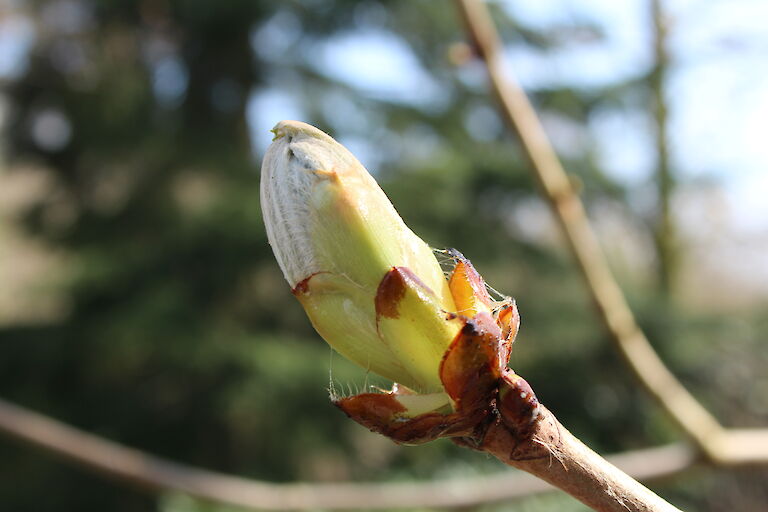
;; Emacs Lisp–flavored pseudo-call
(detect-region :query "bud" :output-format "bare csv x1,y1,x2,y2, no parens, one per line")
261,121,459,393
261,121,533,446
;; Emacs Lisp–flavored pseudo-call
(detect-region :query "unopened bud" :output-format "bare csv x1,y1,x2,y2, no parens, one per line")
261,121,458,392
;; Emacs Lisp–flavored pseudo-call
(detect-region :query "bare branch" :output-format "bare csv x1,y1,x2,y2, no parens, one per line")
482,406,686,512
0,396,695,510
650,0,678,296
453,0,768,467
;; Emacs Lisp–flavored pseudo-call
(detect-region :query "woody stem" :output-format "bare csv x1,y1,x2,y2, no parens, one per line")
481,405,683,512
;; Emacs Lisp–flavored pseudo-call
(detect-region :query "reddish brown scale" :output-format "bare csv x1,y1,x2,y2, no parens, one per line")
498,370,540,438
497,302,520,343
494,304,519,372
439,313,500,421
336,392,406,419
449,256,494,312
335,393,465,444
447,252,518,372
374,266,434,319
447,251,500,357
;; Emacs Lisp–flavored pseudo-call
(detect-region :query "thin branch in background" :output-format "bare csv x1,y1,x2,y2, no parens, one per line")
454,0,768,467
0,396,696,510
650,0,678,297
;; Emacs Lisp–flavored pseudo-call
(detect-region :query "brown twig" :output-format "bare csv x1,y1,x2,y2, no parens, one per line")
454,0,768,467
0,396,695,510
483,406,684,512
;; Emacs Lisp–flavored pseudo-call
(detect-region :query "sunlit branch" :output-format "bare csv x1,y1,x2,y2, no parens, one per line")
454,0,768,467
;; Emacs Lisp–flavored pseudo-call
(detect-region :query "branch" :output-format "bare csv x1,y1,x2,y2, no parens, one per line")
481,405,684,512
454,0,768,466
0,396,695,510
650,0,678,296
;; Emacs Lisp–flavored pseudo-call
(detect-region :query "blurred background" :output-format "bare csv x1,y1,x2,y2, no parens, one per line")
1,0,767,510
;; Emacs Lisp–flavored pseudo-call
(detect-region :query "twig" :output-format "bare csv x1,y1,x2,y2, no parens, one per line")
650,0,678,296
482,405,684,512
0,396,695,510
453,0,768,466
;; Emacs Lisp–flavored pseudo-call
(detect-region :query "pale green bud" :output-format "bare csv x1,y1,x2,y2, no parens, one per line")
261,121,459,393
